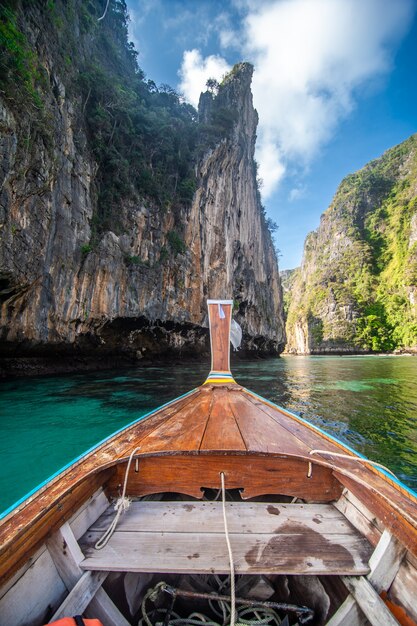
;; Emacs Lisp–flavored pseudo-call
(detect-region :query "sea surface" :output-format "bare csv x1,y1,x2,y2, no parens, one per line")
1,355,417,514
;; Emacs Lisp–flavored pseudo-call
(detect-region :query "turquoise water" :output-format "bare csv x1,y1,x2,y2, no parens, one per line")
1,355,417,513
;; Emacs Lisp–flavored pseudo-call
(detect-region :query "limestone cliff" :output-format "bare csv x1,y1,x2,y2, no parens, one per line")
0,1,285,373
286,134,417,354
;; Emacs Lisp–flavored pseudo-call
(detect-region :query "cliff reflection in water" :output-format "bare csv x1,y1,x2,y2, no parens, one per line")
0,355,416,514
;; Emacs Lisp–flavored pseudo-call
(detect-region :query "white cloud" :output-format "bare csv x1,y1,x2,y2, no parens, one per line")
178,50,231,107
178,0,413,198
289,185,307,202
245,0,413,185
256,136,286,197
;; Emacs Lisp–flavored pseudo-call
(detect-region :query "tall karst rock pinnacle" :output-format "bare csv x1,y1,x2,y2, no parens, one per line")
285,134,417,354
0,2,285,373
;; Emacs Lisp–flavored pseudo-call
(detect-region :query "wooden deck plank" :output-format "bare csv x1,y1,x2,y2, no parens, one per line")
135,391,213,453
79,501,372,576
80,530,371,576
86,501,353,535
229,393,311,456
200,388,246,451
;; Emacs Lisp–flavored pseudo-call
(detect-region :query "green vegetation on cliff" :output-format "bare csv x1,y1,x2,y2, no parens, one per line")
1,0,199,236
286,134,417,353
0,0,248,243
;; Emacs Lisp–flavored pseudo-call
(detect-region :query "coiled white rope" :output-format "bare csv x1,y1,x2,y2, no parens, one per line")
220,472,236,626
95,446,140,550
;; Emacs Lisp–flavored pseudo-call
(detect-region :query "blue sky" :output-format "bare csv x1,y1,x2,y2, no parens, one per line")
125,0,417,270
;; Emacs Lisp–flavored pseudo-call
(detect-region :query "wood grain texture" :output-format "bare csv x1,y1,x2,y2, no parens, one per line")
388,554,417,623
107,454,343,501
86,501,353,535
47,522,130,626
80,502,371,576
230,393,311,456
69,488,110,541
136,391,213,453
50,570,108,621
80,530,371,576
334,489,383,547
208,302,232,372
200,388,246,451
0,548,66,626
328,529,406,626
335,473,417,557
341,576,401,626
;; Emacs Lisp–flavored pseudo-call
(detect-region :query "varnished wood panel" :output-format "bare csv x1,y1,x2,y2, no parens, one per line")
208,302,232,372
120,390,204,457
230,392,312,456
107,454,343,501
243,392,349,456
135,391,213,453
200,388,246,451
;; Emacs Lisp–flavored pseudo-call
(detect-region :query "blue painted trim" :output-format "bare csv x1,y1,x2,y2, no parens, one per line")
0,388,198,520
246,388,417,500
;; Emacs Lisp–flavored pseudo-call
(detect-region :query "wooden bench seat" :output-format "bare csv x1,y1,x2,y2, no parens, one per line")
79,501,372,576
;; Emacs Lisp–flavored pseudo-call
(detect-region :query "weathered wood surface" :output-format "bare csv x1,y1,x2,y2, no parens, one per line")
0,469,113,587
50,570,108,622
328,530,406,626
334,488,383,546
69,488,110,540
389,553,417,623
79,501,371,576
107,454,343,501
87,501,352,534
0,548,66,626
80,531,371,576
208,301,232,373
341,576,401,626
47,522,130,626
334,472,417,556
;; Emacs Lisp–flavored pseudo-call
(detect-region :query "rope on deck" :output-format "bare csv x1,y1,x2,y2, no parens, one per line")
94,446,140,550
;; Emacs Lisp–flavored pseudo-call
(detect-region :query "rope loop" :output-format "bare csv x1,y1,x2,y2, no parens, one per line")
220,472,236,626
94,446,140,550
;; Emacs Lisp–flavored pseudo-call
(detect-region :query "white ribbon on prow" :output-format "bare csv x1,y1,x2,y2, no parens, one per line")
230,319,242,351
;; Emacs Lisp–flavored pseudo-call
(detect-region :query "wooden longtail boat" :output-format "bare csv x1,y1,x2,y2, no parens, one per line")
1,299,417,626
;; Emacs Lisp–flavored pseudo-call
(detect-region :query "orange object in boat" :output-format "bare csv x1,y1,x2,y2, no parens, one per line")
46,618,104,626
380,591,417,626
